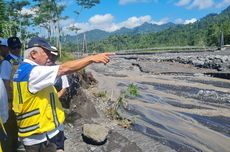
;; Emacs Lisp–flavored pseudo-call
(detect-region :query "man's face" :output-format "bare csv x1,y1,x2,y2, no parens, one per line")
0,45,9,58
10,45,21,56
33,47,50,65
46,54,57,66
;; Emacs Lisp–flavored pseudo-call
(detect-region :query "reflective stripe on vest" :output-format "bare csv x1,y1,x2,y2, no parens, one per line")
16,82,23,104
50,93,59,127
18,123,40,134
17,109,40,120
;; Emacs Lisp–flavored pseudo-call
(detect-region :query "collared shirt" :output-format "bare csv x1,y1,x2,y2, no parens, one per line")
60,75,69,89
0,53,22,80
19,59,63,146
53,63,69,90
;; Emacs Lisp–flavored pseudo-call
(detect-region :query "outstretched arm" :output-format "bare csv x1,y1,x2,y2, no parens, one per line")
58,53,113,76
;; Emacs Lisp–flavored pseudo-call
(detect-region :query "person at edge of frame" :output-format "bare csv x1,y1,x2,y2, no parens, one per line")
0,41,9,152
0,36,22,152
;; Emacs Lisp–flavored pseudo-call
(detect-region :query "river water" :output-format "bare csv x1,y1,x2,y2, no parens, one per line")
88,54,230,152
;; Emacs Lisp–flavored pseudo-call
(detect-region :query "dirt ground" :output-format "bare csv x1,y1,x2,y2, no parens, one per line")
64,50,230,152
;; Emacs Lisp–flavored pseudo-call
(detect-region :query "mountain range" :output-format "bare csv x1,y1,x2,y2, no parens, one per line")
64,22,176,43
63,5,230,52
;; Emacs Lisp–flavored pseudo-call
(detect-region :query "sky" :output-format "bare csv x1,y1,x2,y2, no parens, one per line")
22,0,230,34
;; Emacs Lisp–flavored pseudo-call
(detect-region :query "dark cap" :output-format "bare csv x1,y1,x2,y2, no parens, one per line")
8,37,21,48
28,37,55,52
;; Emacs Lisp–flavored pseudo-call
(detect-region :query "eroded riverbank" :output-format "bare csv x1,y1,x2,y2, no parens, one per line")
86,50,230,152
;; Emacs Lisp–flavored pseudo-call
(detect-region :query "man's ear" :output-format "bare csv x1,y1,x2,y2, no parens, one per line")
30,50,37,59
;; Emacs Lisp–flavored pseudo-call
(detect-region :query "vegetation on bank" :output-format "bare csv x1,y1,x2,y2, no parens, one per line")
93,83,140,128
58,51,76,62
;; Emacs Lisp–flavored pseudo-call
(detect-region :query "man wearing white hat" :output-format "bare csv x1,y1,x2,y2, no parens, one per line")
45,46,69,152
0,38,9,152
0,38,9,62
47,46,70,98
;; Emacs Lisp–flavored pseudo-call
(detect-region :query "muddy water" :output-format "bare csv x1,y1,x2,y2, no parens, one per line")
88,55,230,152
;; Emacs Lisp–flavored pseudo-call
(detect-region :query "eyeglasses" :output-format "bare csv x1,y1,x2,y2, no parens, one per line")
12,45,21,49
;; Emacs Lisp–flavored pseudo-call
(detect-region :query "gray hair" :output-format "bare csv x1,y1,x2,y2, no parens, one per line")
24,47,41,58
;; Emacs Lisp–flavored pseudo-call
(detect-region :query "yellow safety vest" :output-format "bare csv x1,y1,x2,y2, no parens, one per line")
12,62,65,137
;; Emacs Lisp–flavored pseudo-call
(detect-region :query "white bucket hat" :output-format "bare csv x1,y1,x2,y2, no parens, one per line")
0,38,8,46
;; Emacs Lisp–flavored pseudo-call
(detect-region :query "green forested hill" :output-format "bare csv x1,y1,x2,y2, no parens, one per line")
64,22,175,44
112,22,176,35
64,29,110,43
86,5,230,52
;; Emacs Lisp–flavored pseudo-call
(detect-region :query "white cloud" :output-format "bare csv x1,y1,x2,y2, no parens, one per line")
62,14,171,34
63,22,90,35
175,0,222,9
20,7,37,16
89,14,114,25
60,18,76,27
119,0,157,5
188,0,214,9
119,15,152,28
184,18,197,24
175,0,191,6
63,15,117,34
58,0,74,6
88,14,119,32
216,0,230,8
61,14,199,35
174,18,197,24
175,18,185,24
151,18,170,25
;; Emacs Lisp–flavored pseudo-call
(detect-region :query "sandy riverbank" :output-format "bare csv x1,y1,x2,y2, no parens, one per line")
65,50,230,152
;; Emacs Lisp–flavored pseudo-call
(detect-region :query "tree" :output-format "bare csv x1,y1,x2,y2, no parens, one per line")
4,0,30,36
0,0,6,36
33,0,56,39
33,0,67,54
0,0,31,40
76,0,100,9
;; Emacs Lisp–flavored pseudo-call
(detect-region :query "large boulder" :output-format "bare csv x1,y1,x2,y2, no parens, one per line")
82,124,109,145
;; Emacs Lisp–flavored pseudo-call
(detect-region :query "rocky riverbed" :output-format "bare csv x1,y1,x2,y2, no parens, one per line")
64,49,230,152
